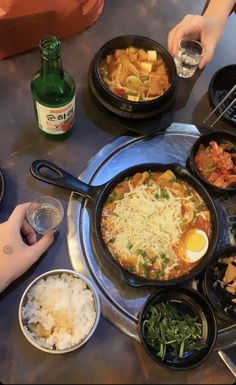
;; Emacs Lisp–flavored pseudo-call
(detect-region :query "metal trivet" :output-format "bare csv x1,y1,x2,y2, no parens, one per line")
67,123,236,349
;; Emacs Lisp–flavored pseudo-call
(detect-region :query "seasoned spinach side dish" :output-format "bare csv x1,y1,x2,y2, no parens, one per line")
142,302,207,360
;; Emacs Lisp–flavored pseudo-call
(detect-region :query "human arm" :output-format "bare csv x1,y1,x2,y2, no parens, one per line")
0,203,54,293
168,0,236,69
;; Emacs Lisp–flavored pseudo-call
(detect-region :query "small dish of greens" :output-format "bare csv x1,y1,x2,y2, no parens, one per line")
138,286,217,370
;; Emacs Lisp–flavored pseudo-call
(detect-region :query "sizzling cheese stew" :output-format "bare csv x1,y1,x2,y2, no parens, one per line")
101,170,212,281
99,47,170,102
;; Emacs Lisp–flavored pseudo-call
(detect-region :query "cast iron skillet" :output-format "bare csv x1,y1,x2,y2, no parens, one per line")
31,160,219,287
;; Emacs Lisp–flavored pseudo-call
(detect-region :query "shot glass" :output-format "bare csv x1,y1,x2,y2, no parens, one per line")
174,38,204,78
26,196,64,236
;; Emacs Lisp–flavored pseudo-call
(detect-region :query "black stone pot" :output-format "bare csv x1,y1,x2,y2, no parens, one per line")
88,35,177,119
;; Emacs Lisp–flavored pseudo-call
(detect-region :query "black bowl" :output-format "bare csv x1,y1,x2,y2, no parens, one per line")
88,35,177,119
203,246,236,323
138,286,217,370
187,130,236,195
209,64,236,126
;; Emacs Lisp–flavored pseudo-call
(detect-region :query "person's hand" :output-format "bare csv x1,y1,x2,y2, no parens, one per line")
168,14,227,69
0,203,54,293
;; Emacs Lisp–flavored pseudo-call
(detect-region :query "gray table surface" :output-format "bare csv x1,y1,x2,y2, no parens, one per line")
0,1,236,383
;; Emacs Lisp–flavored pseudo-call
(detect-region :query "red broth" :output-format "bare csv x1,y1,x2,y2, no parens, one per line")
99,47,170,102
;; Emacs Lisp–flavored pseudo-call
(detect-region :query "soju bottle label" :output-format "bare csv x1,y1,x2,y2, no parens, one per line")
36,96,75,135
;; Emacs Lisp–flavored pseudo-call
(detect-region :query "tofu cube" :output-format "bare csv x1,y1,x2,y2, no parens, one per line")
140,62,153,73
147,50,157,62
127,94,140,102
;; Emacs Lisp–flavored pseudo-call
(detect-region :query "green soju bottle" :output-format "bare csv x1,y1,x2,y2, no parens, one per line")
31,35,75,140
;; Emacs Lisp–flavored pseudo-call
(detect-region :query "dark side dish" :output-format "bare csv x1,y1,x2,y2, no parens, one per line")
210,254,236,318
141,302,207,360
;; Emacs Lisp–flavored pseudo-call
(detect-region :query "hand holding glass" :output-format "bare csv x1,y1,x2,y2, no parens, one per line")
174,39,204,78
26,196,64,236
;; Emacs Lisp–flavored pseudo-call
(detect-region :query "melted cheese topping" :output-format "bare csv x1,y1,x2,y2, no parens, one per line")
101,171,211,280
111,184,181,266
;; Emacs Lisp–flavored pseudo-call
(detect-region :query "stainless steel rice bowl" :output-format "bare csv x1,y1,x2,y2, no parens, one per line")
18,269,101,354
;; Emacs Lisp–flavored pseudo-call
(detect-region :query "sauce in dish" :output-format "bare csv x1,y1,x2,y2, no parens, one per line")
101,170,212,281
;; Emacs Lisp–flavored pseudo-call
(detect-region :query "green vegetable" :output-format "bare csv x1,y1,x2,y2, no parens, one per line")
127,265,135,273
160,253,166,259
127,242,133,250
160,190,169,199
115,195,123,200
125,75,142,91
151,256,157,264
154,190,169,200
196,202,207,213
142,302,207,361
150,272,158,280
186,187,193,195
137,249,147,257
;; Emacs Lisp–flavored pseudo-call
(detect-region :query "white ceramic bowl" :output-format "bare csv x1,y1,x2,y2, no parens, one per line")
18,269,100,354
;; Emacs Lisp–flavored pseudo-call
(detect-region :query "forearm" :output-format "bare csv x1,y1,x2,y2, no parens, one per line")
0,259,16,293
204,0,236,19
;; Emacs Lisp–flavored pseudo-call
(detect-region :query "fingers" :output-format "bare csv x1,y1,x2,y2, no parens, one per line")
21,219,37,245
27,231,54,264
168,15,203,56
8,202,54,261
168,28,179,57
8,203,31,227
199,44,215,69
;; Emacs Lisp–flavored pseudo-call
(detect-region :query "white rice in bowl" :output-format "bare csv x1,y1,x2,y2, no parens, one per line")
20,271,99,352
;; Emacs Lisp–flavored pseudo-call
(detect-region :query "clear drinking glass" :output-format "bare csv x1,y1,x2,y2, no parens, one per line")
174,38,205,78
26,196,64,235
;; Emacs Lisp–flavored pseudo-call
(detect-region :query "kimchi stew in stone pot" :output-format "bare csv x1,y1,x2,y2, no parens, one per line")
101,170,212,281
99,46,170,102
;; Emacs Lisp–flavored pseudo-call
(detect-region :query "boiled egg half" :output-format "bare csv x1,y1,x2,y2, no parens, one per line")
179,228,209,263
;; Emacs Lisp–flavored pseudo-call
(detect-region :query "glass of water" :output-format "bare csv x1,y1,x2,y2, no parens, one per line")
174,39,204,78
26,196,64,236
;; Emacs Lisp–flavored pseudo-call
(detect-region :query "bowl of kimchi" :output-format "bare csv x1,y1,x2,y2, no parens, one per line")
88,35,177,119
187,130,236,195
